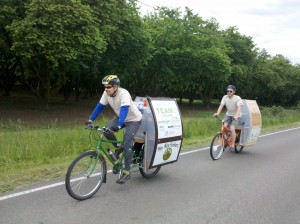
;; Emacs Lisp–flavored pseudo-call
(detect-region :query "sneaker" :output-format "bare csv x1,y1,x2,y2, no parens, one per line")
112,166,119,174
116,170,131,184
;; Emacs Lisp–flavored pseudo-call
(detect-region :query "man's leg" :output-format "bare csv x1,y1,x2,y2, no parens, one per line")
223,116,234,149
104,117,119,148
230,118,239,148
116,120,141,184
230,125,236,147
223,116,231,138
122,120,141,171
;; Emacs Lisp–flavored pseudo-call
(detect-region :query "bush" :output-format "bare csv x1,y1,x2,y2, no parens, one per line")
261,106,285,118
291,101,300,110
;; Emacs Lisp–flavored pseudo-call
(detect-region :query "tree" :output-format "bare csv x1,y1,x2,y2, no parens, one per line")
143,7,231,106
222,27,257,97
248,51,300,107
0,0,28,96
247,49,275,105
9,0,106,106
269,55,299,106
97,0,152,95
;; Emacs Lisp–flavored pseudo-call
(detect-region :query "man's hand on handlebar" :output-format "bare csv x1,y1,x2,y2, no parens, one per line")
109,126,121,133
85,120,93,128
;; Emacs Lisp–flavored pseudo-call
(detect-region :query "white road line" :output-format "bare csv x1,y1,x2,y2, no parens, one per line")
0,171,113,201
259,126,300,137
1,126,299,201
0,182,65,201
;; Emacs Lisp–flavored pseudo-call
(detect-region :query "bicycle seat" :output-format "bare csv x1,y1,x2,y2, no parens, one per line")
134,137,145,143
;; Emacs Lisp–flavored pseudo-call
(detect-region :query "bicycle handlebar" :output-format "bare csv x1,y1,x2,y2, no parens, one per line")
85,125,114,134
214,116,245,127
213,115,223,122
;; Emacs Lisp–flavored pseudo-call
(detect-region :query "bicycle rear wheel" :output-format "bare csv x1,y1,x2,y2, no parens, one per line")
235,145,244,153
65,151,107,200
138,147,161,178
234,133,244,153
140,166,161,178
210,133,224,160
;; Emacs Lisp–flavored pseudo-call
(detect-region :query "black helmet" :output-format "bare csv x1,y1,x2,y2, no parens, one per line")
226,85,236,91
102,75,120,86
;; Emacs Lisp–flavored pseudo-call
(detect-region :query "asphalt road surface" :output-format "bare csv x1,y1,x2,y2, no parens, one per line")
1,127,300,224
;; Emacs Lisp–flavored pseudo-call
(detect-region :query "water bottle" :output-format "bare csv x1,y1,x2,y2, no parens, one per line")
108,149,117,161
116,143,123,149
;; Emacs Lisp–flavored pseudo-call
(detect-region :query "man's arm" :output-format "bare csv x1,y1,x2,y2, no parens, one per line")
117,105,129,128
214,104,224,117
234,105,241,120
109,105,129,132
234,96,243,120
89,103,105,121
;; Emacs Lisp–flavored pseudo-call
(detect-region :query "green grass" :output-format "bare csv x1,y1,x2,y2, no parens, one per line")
0,107,300,193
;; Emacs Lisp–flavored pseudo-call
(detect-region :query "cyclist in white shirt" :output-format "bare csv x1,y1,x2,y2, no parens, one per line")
86,75,142,184
213,85,243,150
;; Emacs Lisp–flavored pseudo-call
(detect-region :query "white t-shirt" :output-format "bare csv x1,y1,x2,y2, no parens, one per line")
221,95,243,116
99,87,142,122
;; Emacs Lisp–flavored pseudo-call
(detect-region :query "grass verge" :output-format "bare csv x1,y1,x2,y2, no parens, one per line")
1,107,300,193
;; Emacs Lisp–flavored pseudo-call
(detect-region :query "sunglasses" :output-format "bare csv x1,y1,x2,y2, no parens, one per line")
104,86,113,89
227,90,233,93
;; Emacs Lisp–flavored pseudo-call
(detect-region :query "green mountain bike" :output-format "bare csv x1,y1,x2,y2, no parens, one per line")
65,125,161,200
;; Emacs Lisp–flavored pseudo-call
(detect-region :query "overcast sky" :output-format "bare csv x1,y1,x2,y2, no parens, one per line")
136,0,300,65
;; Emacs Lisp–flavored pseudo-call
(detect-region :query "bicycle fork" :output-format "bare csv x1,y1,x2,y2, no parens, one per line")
93,150,107,183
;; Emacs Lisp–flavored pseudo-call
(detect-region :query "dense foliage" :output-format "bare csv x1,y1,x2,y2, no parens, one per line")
1,0,300,107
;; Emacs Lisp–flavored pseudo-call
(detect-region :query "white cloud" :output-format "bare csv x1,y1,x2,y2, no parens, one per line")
137,0,300,64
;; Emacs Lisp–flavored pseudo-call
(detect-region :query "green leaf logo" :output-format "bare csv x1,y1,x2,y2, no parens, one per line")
163,148,172,161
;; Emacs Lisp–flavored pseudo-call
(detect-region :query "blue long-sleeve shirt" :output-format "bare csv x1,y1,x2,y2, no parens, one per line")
89,103,129,127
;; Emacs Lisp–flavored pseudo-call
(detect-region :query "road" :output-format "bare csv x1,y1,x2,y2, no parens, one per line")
1,127,300,224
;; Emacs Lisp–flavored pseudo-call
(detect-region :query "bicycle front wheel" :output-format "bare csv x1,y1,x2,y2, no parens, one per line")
65,151,107,200
210,133,224,160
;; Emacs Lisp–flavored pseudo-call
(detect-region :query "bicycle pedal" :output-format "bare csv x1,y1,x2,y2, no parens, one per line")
112,167,119,174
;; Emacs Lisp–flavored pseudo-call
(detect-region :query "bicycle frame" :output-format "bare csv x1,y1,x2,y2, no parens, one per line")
88,127,124,172
214,115,242,147
90,126,143,172
96,135,122,164
221,122,242,146
210,116,245,160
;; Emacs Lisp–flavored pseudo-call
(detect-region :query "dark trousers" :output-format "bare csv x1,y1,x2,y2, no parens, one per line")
104,117,141,171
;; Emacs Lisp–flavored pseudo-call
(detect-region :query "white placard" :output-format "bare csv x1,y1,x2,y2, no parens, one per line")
246,127,261,146
151,100,182,139
152,140,182,166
